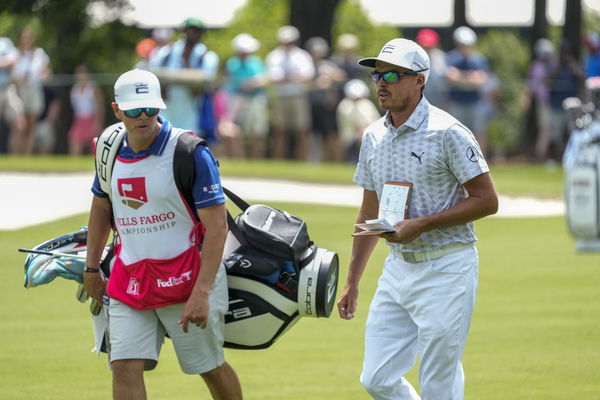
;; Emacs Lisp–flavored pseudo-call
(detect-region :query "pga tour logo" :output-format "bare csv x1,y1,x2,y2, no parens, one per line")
127,277,140,296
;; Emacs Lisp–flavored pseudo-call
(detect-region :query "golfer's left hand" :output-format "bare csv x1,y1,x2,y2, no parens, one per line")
179,290,210,333
380,218,426,244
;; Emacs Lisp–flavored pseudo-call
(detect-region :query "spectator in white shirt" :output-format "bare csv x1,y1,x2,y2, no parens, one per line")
11,27,49,154
0,36,25,154
266,25,315,160
336,79,380,163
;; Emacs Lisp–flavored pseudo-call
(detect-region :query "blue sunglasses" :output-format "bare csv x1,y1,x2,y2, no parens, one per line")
122,107,160,118
371,69,426,83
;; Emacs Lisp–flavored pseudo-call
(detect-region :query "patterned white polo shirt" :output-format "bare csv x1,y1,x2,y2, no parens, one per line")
354,96,489,252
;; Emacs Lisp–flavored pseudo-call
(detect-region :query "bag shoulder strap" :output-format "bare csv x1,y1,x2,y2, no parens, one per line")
94,122,126,201
172,135,253,245
221,187,252,248
222,187,250,211
173,131,208,219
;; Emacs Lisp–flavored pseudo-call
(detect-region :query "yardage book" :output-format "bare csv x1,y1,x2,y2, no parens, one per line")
353,181,412,237
353,218,396,236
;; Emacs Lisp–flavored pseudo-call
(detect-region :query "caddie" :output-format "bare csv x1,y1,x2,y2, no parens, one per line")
336,38,498,399
83,68,243,400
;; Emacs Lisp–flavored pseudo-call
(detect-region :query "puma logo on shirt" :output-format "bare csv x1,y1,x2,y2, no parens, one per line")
410,151,424,164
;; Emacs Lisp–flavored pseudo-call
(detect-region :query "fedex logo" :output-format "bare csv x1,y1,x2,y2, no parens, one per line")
156,270,193,287
118,177,147,209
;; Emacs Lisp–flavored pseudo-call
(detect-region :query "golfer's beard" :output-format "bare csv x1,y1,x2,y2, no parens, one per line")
379,93,411,113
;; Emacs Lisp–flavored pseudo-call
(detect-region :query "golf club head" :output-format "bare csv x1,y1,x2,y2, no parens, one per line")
90,299,102,316
76,284,89,303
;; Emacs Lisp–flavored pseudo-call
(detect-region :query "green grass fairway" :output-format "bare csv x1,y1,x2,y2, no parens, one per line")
1,204,599,399
0,155,565,198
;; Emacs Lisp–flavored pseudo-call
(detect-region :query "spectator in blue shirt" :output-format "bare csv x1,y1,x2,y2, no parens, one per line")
547,39,585,161
584,31,600,78
446,26,490,155
220,33,269,158
149,18,219,136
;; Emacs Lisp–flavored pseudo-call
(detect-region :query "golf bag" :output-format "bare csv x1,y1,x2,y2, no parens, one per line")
222,188,339,349
563,83,600,251
23,228,89,288
564,122,600,242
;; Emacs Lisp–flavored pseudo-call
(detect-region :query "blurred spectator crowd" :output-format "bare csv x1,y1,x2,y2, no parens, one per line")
1,19,600,164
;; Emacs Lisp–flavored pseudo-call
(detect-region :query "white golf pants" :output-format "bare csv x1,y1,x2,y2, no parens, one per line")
360,245,478,400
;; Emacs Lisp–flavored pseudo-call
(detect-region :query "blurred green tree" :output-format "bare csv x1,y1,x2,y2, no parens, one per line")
477,30,530,157
203,0,398,66
1,0,144,153
1,0,140,75
332,0,399,58
203,0,289,64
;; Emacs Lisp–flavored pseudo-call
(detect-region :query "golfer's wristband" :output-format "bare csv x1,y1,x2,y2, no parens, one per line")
84,266,100,273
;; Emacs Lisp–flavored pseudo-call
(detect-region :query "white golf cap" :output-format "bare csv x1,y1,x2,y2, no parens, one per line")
114,69,166,110
232,33,260,53
344,79,370,99
453,26,477,46
337,33,359,51
278,25,300,44
358,38,430,83
534,38,554,57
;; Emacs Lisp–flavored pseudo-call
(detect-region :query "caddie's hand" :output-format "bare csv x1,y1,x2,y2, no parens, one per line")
179,290,210,333
380,218,426,244
337,284,359,320
83,271,106,303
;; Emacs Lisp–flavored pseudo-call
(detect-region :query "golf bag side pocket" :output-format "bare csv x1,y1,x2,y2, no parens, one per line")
566,164,600,238
224,274,301,349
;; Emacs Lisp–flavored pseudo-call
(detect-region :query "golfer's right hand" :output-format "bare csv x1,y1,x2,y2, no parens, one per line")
337,284,359,320
83,272,106,303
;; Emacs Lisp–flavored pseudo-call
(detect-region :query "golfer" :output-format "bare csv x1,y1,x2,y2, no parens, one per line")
337,38,498,399
83,69,243,400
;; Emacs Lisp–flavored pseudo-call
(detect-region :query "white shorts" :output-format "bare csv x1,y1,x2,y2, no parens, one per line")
0,84,24,122
271,94,311,131
15,80,44,115
108,265,228,375
230,94,269,138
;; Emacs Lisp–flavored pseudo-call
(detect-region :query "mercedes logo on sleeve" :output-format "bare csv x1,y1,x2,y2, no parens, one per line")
466,146,479,162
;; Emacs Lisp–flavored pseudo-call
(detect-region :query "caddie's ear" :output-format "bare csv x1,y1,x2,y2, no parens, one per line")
416,74,426,89
111,102,122,120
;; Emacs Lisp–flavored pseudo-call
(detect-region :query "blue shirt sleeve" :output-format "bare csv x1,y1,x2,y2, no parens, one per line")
91,173,108,198
192,145,225,209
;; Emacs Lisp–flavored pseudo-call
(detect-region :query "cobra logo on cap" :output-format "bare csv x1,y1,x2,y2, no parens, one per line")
381,44,395,54
135,83,149,94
